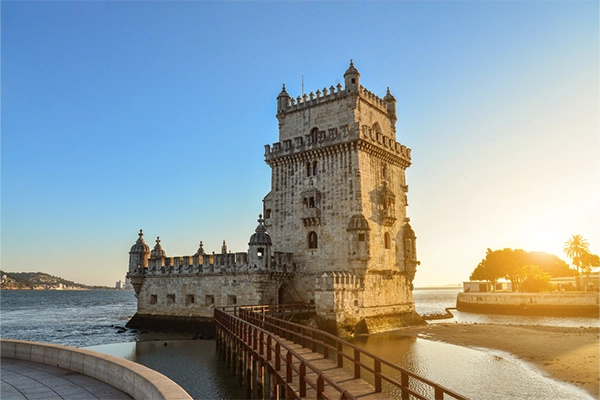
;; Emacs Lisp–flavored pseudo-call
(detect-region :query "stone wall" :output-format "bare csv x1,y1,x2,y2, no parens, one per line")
1,339,192,400
136,274,284,318
457,292,600,316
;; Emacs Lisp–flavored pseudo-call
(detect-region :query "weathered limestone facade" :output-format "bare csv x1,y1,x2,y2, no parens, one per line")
127,62,422,336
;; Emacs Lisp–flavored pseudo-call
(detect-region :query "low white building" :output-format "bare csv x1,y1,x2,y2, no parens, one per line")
463,281,512,293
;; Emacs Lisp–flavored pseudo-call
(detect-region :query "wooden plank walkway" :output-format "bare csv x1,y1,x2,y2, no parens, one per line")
215,304,469,400
269,335,390,400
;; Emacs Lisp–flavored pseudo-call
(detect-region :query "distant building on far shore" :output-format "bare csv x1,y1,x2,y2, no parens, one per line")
116,278,133,290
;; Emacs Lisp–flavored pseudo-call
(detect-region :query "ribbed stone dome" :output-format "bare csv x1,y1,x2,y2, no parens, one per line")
249,215,272,245
343,60,360,77
347,214,370,231
130,230,150,254
277,84,290,99
384,87,396,102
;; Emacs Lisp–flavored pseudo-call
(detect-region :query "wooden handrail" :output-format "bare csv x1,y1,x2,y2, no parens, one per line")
215,309,352,399
216,304,468,400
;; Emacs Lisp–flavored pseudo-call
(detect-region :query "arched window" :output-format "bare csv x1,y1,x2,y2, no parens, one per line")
306,162,312,176
308,231,318,249
384,232,391,249
312,161,318,175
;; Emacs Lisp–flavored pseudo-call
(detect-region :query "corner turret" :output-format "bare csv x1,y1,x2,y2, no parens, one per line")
129,230,150,272
403,221,420,289
127,229,150,296
248,214,272,270
277,84,291,114
344,60,360,93
384,87,397,121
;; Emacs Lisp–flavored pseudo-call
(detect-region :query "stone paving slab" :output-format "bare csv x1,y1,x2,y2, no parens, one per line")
1,358,132,400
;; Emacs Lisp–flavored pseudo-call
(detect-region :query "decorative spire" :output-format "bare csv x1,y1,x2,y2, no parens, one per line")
277,84,290,98
150,236,166,259
196,241,205,255
344,59,360,77
384,86,396,102
130,229,150,254
255,214,267,233
136,229,145,244
221,240,227,254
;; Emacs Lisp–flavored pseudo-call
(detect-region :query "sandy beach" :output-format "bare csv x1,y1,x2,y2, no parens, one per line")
396,323,600,398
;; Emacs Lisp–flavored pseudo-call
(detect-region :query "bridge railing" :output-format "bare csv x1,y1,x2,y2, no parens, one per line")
215,307,354,400
216,304,468,400
219,302,314,318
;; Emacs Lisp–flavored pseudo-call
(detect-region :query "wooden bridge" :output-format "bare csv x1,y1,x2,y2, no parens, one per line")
215,304,469,400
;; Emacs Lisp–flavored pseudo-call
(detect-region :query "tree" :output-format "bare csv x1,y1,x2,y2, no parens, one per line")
563,234,590,290
576,252,600,275
470,249,504,283
470,248,528,291
527,251,574,277
517,265,552,293
469,249,573,292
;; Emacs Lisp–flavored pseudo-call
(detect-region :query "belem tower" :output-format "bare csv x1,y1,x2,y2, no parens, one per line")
126,61,423,336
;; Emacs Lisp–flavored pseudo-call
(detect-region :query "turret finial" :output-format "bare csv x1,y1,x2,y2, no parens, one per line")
196,241,205,255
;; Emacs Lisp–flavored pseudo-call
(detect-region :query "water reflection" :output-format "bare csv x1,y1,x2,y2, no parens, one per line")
87,340,245,400
349,333,593,400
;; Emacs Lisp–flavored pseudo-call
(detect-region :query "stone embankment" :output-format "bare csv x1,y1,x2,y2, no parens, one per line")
457,292,599,316
1,339,192,400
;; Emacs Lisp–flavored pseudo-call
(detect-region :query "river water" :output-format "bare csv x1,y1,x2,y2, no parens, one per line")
1,288,597,399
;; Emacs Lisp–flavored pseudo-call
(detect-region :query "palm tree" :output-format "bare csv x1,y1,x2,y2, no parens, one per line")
563,234,590,290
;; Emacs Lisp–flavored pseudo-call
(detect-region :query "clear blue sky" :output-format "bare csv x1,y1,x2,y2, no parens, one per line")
2,1,598,287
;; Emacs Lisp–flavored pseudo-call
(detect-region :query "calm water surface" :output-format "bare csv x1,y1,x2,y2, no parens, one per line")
1,290,138,347
1,288,597,399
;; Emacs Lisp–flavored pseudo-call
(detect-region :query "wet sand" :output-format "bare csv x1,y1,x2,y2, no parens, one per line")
396,323,599,398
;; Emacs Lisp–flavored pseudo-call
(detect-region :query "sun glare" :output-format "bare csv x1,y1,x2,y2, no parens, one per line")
524,223,563,256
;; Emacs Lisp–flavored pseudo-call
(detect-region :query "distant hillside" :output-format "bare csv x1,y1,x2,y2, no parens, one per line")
0,270,112,290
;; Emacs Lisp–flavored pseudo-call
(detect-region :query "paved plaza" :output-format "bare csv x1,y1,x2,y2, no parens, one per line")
1,358,132,400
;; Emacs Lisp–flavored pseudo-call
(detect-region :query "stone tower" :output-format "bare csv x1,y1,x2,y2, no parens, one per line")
264,61,422,334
